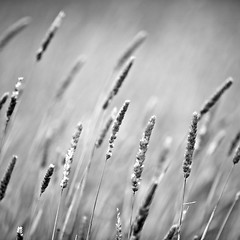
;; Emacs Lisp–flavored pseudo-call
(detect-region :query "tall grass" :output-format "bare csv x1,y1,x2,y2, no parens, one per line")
0,8,239,240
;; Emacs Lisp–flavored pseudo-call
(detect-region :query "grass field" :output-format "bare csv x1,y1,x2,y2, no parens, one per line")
0,0,240,239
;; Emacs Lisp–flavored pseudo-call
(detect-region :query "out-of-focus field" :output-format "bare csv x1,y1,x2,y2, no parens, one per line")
1,0,240,239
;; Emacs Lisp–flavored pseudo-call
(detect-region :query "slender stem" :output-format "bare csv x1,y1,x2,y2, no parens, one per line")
86,160,107,240
215,193,239,240
128,193,136,239
51,189,63,240
26,197,40,240
0,128,6,163
66,144,96,205
179,178,187,228
200,165,234,240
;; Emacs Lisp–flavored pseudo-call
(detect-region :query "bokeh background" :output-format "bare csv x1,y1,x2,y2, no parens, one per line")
1,0,240,239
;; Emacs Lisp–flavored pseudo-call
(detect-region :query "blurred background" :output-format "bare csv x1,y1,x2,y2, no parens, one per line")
1,0,240,129
1,0,240,239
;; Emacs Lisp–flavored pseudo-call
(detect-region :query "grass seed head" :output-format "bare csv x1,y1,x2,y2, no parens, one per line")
40,164,55,196
95,107,117,148
55,55,86,99
115,30,147,71
36,11,65,61
0,92,9,111
0,155,17,201
233,144,240,165
206,130,225,156
0,16,31,51
103,58,134,110
183,112,198,179
60,122,83,189
198,77,233,120
130,180,158,240
162,225,179,240
116,208,122,240
16,226,23,240
228,131,240,156
6,77,23,126
79,216,87,240
106,100,130,160
132,115,156,193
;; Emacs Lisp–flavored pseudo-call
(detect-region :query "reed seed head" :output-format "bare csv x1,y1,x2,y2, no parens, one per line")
16,226,23,240
40,164,55,196
36,11,65,61
131,115,156,193
198,77,233,120
60,122,83,189
183,112,198,179
0,155,17,201
103,58,134,110
106,100,130,160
